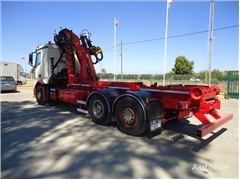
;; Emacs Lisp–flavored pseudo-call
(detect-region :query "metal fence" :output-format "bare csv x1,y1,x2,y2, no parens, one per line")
102,77,228,93
227,71,239,99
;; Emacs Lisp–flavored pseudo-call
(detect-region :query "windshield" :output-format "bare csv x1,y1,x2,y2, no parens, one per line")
36,53,41,67
20,72,26,77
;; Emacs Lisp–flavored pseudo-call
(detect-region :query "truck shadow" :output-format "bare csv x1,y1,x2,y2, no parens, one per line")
1,90,21,94
140,118,228,152
47,102,230,153
0,100,218,179
57,103,228,153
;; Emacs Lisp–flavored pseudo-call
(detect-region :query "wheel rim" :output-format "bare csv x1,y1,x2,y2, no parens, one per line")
92,100,104,118
121,107,136,126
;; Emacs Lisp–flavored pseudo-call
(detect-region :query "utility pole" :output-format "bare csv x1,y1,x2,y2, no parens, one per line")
114,18,118,81
205,2,211,85
208,0,215,86
120,40,123,82
163,0,173,86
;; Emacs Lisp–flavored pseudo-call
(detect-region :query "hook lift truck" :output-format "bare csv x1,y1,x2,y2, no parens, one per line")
28,28,233,138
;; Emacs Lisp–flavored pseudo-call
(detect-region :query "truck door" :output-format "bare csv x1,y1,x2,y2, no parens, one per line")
35,47,50,81
35,52,42,79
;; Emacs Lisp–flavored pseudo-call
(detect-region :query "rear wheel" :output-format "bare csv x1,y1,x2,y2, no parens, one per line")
115,96,147,135
89,94,110,125
17,81,22,85
36,86,45,105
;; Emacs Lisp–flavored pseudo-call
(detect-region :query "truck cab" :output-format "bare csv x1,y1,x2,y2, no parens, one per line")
29,42,80,85
17,64,27,85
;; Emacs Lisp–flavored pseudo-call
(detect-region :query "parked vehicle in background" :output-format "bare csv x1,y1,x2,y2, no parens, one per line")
0,62,27,85
0,76,17,92
190,77,200,82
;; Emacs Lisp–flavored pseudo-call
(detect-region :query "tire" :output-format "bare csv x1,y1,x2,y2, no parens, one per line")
115,96,147,136
17,81,22,85
89,94,110,125
36,86,45,105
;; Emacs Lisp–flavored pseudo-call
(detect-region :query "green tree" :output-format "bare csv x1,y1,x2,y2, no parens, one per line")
198,71,206,79
140,74,151,80
116,74,121,79
101,73,114,79
166,72,173,79
197,70,225,81
222,71,228,81
122,74,138,80
172,56,194,75
211,69,223,81
153,74,163,80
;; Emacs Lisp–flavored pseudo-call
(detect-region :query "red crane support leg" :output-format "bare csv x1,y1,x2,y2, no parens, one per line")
193,112,211,125
209,109,221,119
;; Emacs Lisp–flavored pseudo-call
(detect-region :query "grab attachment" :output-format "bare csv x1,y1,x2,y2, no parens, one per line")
80,29,103,64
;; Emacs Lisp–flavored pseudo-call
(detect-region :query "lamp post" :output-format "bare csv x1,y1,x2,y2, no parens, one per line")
207,0,215,86
114,18,119,81
21,57,26,73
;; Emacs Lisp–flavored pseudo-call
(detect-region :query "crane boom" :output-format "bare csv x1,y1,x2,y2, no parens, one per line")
54,28,103,84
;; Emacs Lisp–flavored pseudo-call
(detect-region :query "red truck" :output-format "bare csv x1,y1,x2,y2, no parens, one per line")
28,28,232,137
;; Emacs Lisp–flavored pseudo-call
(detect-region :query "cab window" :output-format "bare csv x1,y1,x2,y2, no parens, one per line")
20,72,26,77
36,53,41,67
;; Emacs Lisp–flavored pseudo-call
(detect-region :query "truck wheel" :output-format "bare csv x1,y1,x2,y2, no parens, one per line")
17,81,22,85
89,94,109,125
36,86,45,105
115,96,147,136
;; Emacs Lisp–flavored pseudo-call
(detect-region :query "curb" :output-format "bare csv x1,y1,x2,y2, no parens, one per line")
218,93,226,99
17,86,33,89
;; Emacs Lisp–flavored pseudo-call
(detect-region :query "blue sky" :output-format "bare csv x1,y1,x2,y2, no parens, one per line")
1,0,239,74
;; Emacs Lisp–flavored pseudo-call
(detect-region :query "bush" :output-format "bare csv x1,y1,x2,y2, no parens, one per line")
211,78,219,85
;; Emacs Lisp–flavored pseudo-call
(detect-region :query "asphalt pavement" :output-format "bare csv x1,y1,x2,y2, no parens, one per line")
1,88,239,179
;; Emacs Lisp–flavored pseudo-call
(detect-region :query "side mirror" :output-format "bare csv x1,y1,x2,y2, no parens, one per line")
29,53,33,66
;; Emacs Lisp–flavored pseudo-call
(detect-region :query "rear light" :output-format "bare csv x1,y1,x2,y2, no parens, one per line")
14,81,17,85
177,101,190,110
